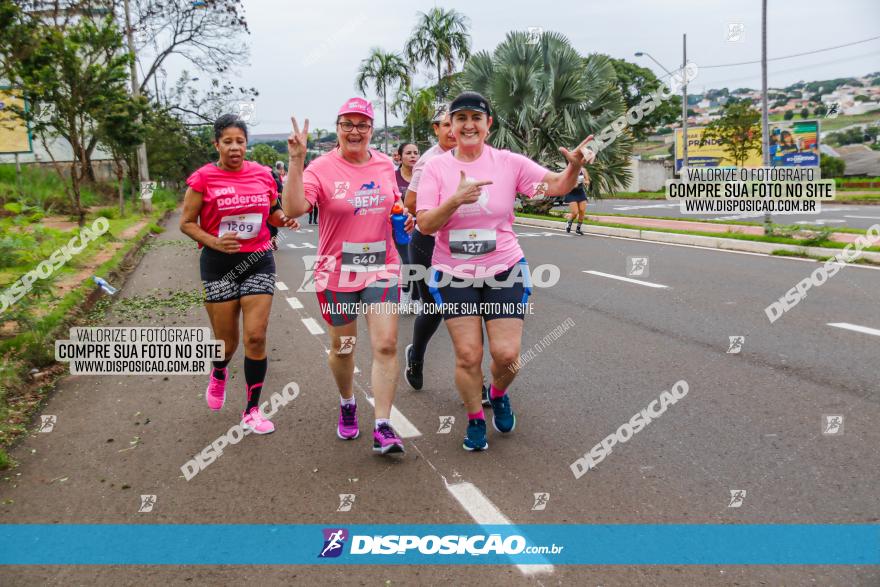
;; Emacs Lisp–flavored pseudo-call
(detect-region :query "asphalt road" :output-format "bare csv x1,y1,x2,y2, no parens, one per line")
570,198,880,229
1,212,878,585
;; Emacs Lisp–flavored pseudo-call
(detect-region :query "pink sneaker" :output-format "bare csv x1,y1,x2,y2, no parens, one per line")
337,403,359,440
373,422,404,454
241,407,275,435
205,368,227,410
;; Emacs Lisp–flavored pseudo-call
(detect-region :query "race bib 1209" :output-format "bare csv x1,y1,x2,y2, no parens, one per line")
218,213,262,239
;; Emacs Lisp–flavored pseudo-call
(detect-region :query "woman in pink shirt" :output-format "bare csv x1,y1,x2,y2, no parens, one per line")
282,98,410,455
180,114,299,435
417,91,595,452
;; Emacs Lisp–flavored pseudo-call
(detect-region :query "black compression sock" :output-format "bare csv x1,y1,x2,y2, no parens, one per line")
244,356,268,411
212,359,230,380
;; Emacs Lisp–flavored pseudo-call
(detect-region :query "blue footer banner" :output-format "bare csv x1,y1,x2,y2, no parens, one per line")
1,524,877,565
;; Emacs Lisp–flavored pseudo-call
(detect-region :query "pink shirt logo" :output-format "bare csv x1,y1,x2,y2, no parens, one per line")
333,181,349,199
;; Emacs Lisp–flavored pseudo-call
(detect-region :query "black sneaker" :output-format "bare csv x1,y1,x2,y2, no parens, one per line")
404,344,423,391
576,224,584,235
566,220,573,233
481,383,491,407
463,418,488,451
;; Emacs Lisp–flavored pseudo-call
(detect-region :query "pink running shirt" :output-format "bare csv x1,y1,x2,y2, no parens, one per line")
303,148,401,292
416,145,548,278
186,161,277,253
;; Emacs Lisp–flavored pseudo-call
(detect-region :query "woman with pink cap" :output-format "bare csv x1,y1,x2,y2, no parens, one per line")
282,97,409,455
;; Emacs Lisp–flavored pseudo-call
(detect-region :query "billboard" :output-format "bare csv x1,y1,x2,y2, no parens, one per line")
674,126,762,171
769,120,819,167
674,120,821,171
0,88,32,154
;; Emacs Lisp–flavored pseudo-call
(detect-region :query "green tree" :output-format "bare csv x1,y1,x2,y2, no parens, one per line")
820,154,845,178
405,7,471,100
800,107,809,119
393,85,436,149
96,94,148,215
783,110,794,120
699,101,761,166
459,31,632,213
0,4,138,223
248,143,283,167
143,111,214,186
355,48,410,153
608,57,682,140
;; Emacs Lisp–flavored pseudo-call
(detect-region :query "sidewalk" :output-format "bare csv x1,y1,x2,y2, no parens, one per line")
583,214,865,244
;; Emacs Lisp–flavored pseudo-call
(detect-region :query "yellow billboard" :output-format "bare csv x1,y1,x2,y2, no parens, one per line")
674,126,761,171
0,89,32,154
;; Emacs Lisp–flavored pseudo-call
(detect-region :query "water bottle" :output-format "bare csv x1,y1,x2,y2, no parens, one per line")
93,276,117,295
391,202,410,245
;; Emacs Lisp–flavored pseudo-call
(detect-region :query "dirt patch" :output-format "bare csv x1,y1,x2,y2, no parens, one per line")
53,244,123,297
38,216,79,232
119,220,148,240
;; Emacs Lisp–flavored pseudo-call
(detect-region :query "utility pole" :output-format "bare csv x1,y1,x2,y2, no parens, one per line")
682,33,689,179
123,0,151,213
761,0,772,234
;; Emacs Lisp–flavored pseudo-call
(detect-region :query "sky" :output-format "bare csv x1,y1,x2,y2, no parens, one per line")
165,0,880,134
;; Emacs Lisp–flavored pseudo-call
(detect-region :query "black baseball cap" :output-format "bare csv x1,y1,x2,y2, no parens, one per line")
449,91,492,117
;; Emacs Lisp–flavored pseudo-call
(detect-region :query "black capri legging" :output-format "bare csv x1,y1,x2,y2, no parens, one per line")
408,228,435,303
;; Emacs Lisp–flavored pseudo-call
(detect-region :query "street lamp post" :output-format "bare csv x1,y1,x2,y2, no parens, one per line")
635,45,688,177
761,0,772,234
123,0,151,213
682,34,688,179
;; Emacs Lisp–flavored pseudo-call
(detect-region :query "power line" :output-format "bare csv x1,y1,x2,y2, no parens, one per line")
704,49,880,88
699,35,880,69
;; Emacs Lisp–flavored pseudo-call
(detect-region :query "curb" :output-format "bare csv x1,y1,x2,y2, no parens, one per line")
513,216,880,264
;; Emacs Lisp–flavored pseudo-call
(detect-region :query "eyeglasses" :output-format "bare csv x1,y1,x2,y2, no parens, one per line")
338,121,372,133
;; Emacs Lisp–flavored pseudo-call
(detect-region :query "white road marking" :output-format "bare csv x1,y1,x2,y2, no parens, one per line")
365,397,421,438
795,219,844,225
583,270,669,289
301,317,324,335
511,222,880,271
445,481,553,576
844,215,880,220
286,242,317,249
828,322,880,337
275,282,288,291
285,296,303,309
612,203,677,211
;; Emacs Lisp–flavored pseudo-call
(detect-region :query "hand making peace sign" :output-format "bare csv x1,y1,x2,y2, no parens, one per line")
288,116,310,161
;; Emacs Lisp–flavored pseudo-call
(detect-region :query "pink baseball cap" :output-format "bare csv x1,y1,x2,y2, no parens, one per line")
337,97,374,120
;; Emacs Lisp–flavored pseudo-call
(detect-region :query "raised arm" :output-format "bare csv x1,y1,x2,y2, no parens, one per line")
541,134,596,196
282,116,312,219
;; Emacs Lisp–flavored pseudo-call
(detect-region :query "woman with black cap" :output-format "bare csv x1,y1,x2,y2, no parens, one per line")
416,91,595,451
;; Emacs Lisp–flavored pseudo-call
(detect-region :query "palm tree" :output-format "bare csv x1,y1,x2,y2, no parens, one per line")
392,85,437,148
355,48,410,153
391,83,416,142
458,30,633,213
405,8,471,100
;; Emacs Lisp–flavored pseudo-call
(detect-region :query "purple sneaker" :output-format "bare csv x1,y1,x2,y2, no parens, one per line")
372,422,404,454
337,403,359,440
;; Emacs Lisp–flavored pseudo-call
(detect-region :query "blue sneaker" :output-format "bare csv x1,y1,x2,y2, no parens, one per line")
490,394,516,433
463,419,488,451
